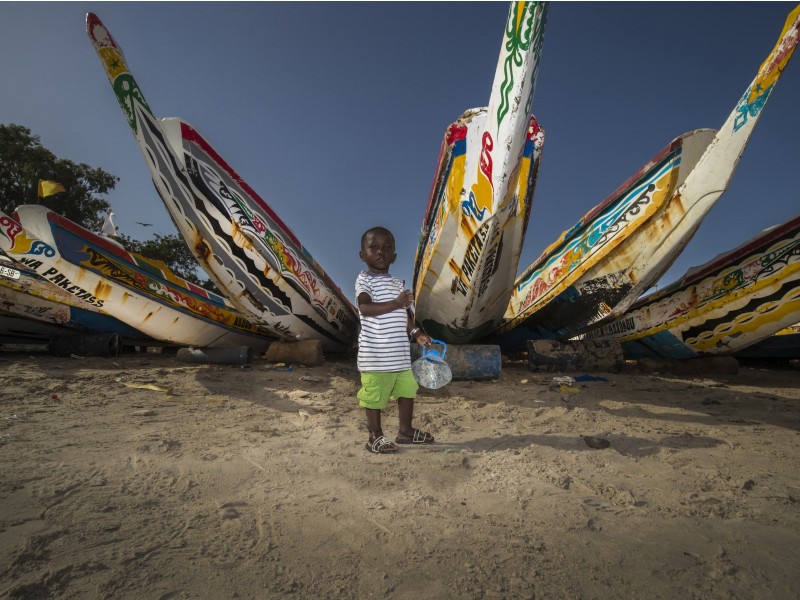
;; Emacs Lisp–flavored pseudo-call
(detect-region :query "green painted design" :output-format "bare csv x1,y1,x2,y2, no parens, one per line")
705,238,800,304
112,73,152,134
497,2,547,127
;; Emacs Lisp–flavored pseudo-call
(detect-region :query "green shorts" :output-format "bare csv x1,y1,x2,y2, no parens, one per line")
357,370,419,410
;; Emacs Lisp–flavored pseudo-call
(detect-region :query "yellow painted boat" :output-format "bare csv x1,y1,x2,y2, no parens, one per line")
499,3,800,345
413,1,548,343
585,215,800,358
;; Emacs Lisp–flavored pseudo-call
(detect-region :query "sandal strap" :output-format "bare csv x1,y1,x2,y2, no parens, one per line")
413,429,430,443
370,435,397,453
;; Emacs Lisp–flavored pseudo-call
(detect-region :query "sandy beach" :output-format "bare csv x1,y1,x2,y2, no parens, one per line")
1,349,799,599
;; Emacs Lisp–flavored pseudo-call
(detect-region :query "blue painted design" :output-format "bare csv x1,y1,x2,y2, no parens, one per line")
29,241,56,258
733,83,772,131
620,340,661,360
452,137,467,157
461,191,488,221
514,151,681,291
522,135,534,158
636,330,698,359
66,306,152,340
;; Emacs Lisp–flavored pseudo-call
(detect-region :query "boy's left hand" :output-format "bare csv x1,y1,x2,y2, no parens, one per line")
415,332,433,347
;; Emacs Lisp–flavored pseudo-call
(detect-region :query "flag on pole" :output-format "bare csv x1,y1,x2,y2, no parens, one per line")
38,180,66,198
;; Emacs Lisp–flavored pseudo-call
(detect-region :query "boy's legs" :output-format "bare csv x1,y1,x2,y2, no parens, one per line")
359,371,434,449
395,397,433,443
364,408,398,453
396,396,414,435
365,407,383,441
393,371,434,444
358,373,398,453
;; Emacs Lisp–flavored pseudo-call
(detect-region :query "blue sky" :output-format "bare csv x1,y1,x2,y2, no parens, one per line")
2,2,798,302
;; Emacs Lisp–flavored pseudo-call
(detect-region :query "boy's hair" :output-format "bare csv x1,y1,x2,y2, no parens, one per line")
360,226,395,250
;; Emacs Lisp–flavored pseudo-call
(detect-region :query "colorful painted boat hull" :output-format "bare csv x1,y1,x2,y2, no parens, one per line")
1,206,275,351
86,13,358,354
498,129,715,342
0,261,155,343
413,1,548,344
585,215,800,358
499,4,800,344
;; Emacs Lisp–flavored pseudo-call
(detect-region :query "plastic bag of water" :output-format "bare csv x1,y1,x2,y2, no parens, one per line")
411,339,452,389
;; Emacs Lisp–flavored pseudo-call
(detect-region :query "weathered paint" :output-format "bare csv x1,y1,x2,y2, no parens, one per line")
0,206,274,350
0,281,71,325
585,215,800,358
498,130,714,341
0,268,151,342
500,3,800,344
87,12,358,353
412,1,548,344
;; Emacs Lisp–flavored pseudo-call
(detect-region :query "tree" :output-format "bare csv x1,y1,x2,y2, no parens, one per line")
0,123,216,291
0,124,117,231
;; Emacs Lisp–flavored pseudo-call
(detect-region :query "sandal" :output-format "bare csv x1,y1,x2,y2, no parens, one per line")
395,429,434,445
365,435,399,454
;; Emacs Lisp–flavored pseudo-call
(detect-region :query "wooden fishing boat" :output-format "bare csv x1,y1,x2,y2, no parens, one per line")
86,12,358,354
494,129,715,346
0,256,157,344
412,1,548,343
1,205,276,351
584,215,800,359
498,4,800,345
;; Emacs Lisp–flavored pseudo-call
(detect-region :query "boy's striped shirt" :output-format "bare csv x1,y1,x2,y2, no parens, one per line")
355,271,410,372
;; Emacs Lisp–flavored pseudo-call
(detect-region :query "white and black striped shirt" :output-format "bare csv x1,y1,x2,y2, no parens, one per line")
355,271,410,372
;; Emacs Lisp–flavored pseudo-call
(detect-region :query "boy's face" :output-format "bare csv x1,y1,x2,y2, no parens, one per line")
360,230,396,274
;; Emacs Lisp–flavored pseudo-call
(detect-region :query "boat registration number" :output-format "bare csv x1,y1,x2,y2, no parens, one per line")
0,265,21,280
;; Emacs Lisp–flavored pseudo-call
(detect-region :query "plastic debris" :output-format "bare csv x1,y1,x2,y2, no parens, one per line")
574,374,608,382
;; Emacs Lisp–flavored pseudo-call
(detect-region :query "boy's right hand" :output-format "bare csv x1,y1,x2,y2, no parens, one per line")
396,289,414,309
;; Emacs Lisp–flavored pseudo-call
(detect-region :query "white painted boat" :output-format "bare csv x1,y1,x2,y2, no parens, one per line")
584,215,800,359
87,12,358,354
1,206,275,351
499,3,800,344
413,1,548,343
0,256,155,344
495,129,715,346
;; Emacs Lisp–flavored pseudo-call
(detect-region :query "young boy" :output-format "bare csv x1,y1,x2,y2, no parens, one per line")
355,226,435,454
